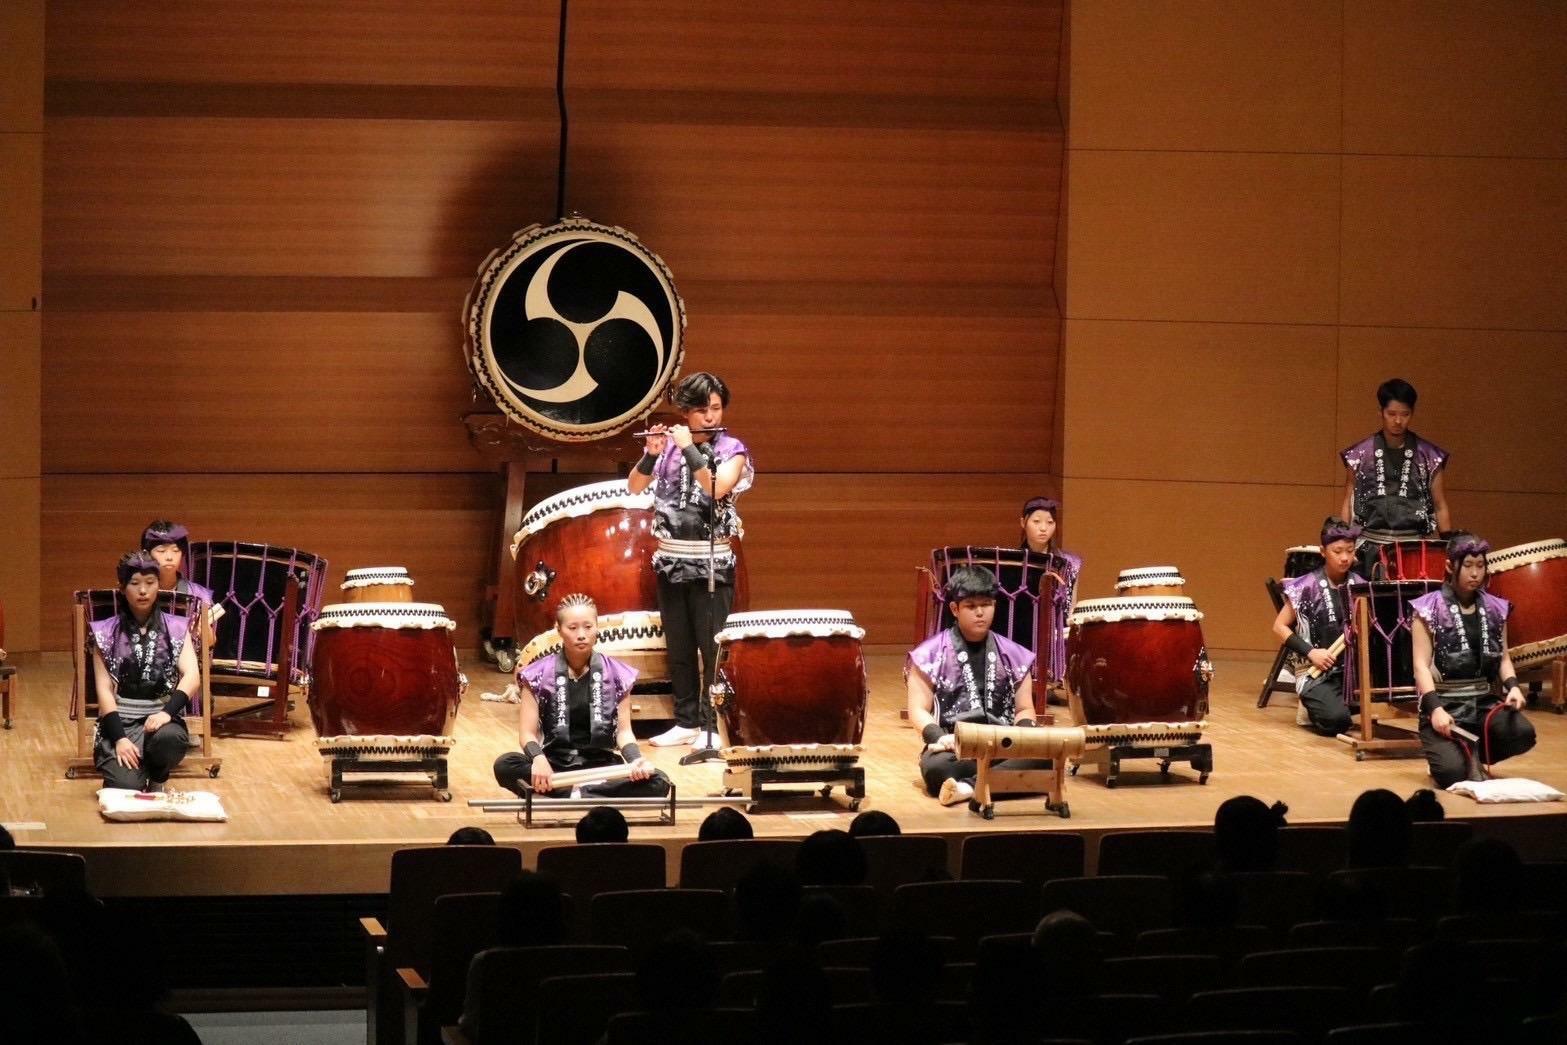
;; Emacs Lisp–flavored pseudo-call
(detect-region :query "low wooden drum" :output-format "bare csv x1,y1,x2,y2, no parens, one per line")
712,610,868,748
1066,596,1211,724
1486,538,1567,668
1114,566,1186,598
519,610,670,685
1283,546,1324,579
309,603,464,737
340,566,415,604
510,480,749,641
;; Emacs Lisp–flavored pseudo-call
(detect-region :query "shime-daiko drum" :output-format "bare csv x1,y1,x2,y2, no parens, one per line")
339,567,415,604
1114,566,1187,598
309,603,465,738
1066,596,1212,724
510,479,749,641
1485,539,1567,669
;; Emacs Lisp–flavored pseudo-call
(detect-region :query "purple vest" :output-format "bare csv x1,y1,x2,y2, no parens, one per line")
520,651,639,754
907,628,1035,730
649,432,754,585
90,611,190,709
1340,432,1448,534
1282,569,1365,692
1409,588,1510,682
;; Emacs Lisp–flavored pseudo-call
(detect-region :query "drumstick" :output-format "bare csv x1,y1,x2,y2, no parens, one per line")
1303,634,1348,680
535,762,639,791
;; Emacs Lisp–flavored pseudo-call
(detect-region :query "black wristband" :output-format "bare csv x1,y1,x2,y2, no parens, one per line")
921,723,944,745
681,444,708,471
621,742,642,762
1500,676,1518,694
523,741,544,761
1285,634,1313,657
1418,691,1440,715
1016,718,1037,728
162,689,190,718
99,710,126,744
635,452,656,475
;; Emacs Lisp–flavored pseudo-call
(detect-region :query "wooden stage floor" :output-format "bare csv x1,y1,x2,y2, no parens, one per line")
3,650,1565,896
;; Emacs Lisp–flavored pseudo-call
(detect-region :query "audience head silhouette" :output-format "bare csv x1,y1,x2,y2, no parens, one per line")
576,806,630,844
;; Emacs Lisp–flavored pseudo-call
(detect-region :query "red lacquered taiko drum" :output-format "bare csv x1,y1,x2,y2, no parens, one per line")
308,602,464,737
1486,539,1567,668
510,480,749,641
711,610,867,748
1066,596,1212,724
1385,539,1448,581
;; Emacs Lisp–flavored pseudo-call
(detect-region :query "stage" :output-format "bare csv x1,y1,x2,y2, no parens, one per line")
3,649,1565,897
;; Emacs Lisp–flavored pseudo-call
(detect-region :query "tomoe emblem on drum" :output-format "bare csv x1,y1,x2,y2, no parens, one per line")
465,217,686,441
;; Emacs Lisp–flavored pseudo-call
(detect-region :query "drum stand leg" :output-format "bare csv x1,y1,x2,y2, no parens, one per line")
1071,743,1211,787
969,758,1072,819
324,752,452,803
731,766,865,812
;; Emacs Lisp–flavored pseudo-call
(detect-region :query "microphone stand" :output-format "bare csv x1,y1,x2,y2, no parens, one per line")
681,441,724,766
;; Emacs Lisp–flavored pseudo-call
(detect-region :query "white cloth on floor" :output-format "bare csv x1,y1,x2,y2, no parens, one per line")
97,787,229,822
481,684,520,703
1446,778,1564,804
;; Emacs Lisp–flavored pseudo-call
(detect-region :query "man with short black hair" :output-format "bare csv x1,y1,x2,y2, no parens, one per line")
1340,378,1451,577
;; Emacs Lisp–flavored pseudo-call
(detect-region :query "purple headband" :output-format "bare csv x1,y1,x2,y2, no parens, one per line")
142,521,190,550
1447,536,1490,563
1022,497,1060,518
116,550,161,586
1320,521,1362,546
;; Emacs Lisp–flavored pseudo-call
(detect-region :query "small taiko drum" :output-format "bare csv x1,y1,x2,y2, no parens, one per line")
340,566,415,604
1486,539,1567,668
510,480,750,641
1114,566,1186,598
1066,596,1211,724
309,602,464,737
712,610,868,748
1384,539,1448,582
520,610,670,686
1283,546,1324,579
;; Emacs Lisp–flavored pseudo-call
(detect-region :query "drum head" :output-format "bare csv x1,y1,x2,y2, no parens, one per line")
512,479,654,550
1487,538,1567,575
465,218,686,441
313,602,456,631
717,610,864,643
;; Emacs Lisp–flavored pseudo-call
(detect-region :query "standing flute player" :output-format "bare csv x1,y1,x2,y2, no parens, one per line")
627,372,754,749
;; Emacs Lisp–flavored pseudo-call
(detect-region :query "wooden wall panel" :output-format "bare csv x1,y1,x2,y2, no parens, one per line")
46,1,560,87
1064,151,1339,324
0,312,41,479
0,133,42,310
1340,156,1567,331
1068,0,1340,153
44,118,558,278
1063,476,1340,653
1064,319,1338,486
0,0,43,129
42,312,478,474
571,0,1058,100
1335,327,1567,496
1344,1,1567,158
0,478,41,652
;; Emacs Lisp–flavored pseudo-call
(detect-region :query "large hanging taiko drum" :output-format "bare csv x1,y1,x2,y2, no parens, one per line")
309,602,464,737
1066,596,1212,724
1486,539,1567,668
712,610,868,748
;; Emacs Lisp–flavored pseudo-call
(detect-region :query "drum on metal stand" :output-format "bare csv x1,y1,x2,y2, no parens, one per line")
711,610,868,808
309,601,467,802
1065,595,1213,785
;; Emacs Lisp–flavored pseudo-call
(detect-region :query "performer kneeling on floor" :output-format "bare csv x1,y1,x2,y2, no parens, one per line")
907,565,1044,806
493,594,671,799
1411,535,1536,788
91,551,200,791
1272,517,1366,736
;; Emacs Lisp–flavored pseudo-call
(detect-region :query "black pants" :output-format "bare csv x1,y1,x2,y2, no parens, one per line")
1298,671,1354,737
1420,700,1537,789
656,575,734,729
95,718,189,791
493,749,671,798
918,751,1054,797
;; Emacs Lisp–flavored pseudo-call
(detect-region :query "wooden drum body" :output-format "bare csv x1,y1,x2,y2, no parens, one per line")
1066,597,1211,724
1386,539,1448,582
341,566,415,604
308,603,464,737
1114,566,1186,598
712,611,868,748
510,480,749,640
1487,539,1567,667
